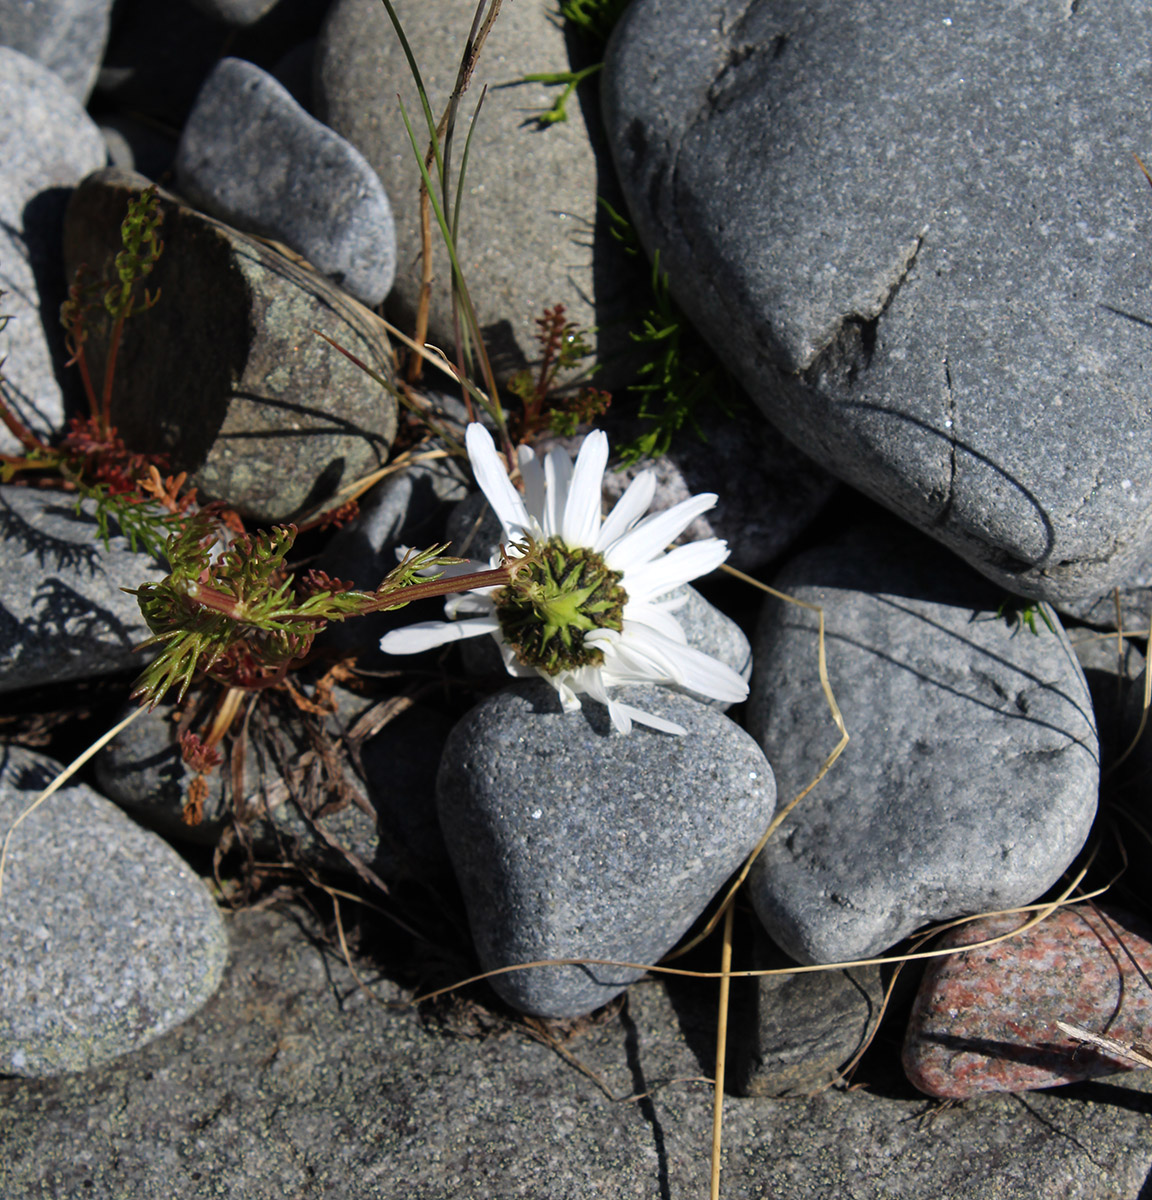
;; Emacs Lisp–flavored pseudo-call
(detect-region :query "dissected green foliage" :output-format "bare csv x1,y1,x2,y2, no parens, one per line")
507,303,610,439
558,0,632,44
518,64,602,127
128,517,517,708
598,199,738,465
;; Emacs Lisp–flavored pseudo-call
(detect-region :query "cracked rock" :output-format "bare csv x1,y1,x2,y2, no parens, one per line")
744,518,1098,965
603,0,1152,606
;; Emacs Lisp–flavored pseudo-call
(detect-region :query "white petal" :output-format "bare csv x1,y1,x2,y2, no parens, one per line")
466,423,530,539
595,470,656,552
380,618,500,654
622,601,689,643
611,700,686,736
622,539,730,603
542,445,574,537
602,492,718,571
672,643,748,702
562,430,608,548
444,591,497,619
517,443,547,525
606,699,633,735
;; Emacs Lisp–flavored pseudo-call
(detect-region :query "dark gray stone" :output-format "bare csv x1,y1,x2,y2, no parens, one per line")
98,114,177,179
177,57,396,306
94,687,452,881
0,744,228,1076
745,520,1099,965
602,0,1152,608
437,681,775,1017
185,0,279,25
0,0,112,100
62,167,398,523
3,904,1152,1198
728,925,884,1098
1060,573,1152,637
0,486,161,693
1071,626,1144,771
0,47,106,458
315,0,646,384
313,450,469,666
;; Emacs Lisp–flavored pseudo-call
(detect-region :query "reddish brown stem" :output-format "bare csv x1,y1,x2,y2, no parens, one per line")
100,311,128,434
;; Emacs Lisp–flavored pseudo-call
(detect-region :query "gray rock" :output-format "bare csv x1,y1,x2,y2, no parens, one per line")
0,486,161,694
5,904,1152,1198
728,925,884,1099
0,744,228,1076
98,114,177,179
601,404,837,572
603,0,1152,608
437,681,775,1017
745,520,1099,965
94,688,452,881
0,0,112,100
313,448,470,666
62,167,398,523
0,47,106,457
185,0,279,25
1060,572,1152,636
315,0,645,384
177,57,397,306
1071,626,1144,771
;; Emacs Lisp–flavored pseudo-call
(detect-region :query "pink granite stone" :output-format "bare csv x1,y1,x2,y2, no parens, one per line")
902,906,1152,1098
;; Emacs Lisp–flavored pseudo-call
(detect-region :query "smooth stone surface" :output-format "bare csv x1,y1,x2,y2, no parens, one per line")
316,0,645,383
1060,572,1152,636
601,404,838,572
603,0,1152,607
0,47,106,457
1070,627,1144,771
0,0,112,100
94,689,452,881
4,904,1152,1198
437,681,775,1018
903,906,1152,1099
745,520,1099,965
0,486,160,693
728,926,884,1098
63,168,398,523
0,744,228,1076
177,57,396,306
185,0,279,25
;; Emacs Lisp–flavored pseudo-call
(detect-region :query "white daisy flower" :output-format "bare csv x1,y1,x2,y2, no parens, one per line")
379,424,749,735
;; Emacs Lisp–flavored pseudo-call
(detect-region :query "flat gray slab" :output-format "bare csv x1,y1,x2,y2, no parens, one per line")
2,906,1151,1198
602,0,1152,607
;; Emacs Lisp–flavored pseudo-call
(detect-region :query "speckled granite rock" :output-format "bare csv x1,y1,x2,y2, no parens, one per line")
0,486,159,694
0,744,228,1076
0,0,113,100
903,906,1152,1099
177,57,397,306
602,0,1152,608
0,47,106,457
745,519,1099,965
62,167,397,523
437,681,775,1017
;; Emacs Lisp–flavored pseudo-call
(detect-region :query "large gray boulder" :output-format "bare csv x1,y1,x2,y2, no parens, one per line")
602,0,1152,608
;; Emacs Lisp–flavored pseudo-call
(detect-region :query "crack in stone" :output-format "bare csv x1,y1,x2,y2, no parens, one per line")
939,352,958,525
